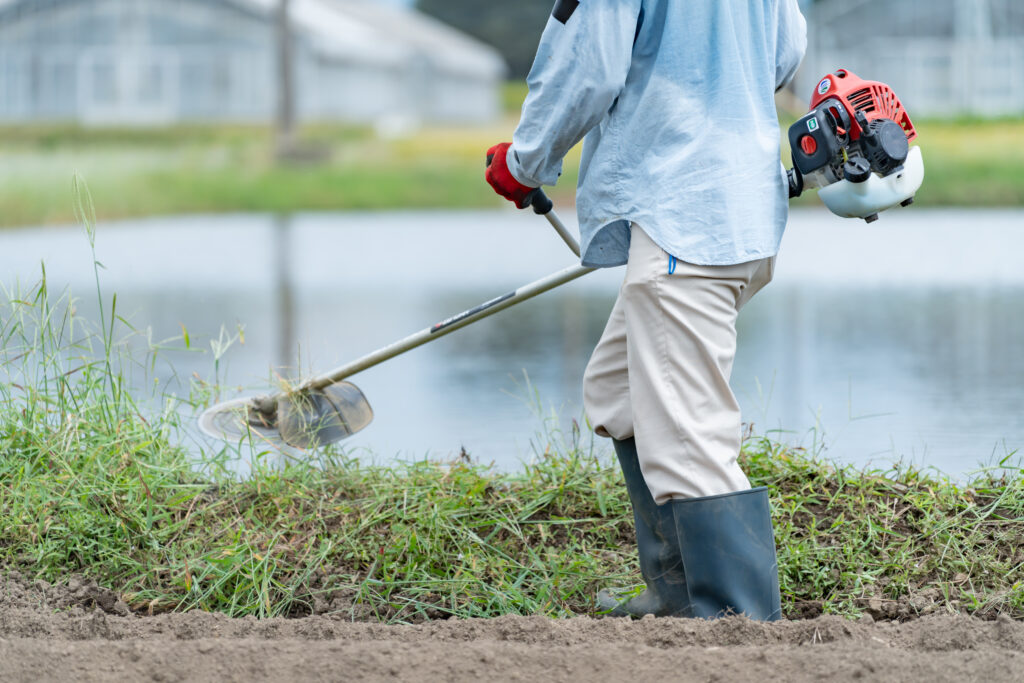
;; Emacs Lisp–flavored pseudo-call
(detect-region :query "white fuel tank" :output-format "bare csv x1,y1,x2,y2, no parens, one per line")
818,146,925,220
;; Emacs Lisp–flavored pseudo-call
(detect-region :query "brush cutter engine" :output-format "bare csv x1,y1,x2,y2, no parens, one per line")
786,69,924,222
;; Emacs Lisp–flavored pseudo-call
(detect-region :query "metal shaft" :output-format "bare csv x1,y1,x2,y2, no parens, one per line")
304,208,588,391
544,209,581,257
307,262,594,391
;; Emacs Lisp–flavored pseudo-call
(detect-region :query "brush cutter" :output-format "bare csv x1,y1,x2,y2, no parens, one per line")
198,191,593,449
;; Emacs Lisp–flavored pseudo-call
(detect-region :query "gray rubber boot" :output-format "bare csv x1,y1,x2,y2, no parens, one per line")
670,486,782,621
597,438,691,618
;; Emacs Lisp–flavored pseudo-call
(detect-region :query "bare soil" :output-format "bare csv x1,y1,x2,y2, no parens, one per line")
2,572,1022,682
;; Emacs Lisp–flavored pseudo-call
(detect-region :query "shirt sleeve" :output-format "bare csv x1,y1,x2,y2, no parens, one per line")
507,0,644,188
775,0,808,92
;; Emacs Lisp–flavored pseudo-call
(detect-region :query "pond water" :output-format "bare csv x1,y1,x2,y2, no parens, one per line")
1,207,1022,476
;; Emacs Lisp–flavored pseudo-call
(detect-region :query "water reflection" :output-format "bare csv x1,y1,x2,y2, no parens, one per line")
1,209,1022,476
274,214,297,374
735,286,1024,470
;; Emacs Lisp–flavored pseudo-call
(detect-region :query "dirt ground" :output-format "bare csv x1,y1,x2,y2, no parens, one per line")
2,572,1022,682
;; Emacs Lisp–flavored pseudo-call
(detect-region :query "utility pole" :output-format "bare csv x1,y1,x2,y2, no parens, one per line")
275,0,296,159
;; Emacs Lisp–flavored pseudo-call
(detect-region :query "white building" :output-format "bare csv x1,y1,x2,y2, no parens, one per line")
798,0,1024,117
0,0,506,126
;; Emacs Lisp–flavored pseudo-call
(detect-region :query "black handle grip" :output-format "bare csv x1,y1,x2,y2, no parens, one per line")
786,167,803,199
523,188,553,215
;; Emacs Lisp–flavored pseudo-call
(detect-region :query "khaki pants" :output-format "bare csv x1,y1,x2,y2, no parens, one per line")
583,225,775,504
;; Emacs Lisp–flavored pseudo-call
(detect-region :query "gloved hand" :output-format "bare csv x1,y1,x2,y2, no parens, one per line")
485,142,538,209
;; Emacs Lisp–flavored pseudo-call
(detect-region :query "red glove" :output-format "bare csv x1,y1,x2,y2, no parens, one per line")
486,142,537,209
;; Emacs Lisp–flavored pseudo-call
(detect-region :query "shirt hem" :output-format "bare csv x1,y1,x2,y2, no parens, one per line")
581,216,783,268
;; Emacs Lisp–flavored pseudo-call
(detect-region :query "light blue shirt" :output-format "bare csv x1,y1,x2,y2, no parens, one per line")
508,0,807,267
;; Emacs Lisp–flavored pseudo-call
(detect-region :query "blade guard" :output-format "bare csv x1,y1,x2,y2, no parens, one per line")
277,381,374,449
818,146,924,220
198,381,374,449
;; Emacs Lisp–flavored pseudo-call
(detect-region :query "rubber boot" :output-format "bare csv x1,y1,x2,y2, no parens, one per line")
670,486,782,621
597,438,691,617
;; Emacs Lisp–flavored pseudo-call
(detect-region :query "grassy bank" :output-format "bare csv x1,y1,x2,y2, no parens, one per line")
2,276,1022,623
1,182,1022,622
0,94,1021,227
0,122,572,228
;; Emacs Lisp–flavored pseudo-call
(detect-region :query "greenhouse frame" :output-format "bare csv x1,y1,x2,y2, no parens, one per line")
0,0,506,125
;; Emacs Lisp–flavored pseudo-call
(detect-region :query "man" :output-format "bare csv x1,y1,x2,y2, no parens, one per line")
486,1,806,620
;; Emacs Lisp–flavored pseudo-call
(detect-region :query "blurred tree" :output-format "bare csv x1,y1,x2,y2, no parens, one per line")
416,0,552,78
416,1,821,78
275,0,296,159
419,1,826,77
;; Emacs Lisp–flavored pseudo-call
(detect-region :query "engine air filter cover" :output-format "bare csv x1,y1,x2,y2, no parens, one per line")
862,118,910,176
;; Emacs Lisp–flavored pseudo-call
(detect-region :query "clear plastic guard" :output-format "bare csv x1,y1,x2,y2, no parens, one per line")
198,381,374,449
278,382,374,449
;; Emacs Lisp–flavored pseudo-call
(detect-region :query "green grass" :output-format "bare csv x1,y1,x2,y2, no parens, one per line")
749,435,1024,619
1,180,1022,622
2,83,1019,228
2,314,1022,623
0,83,582,228
0,122,581,228
909,119,1024,206
2,297,1022,622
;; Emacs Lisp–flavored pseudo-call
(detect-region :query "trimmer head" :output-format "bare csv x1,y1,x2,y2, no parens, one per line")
198,381,374,449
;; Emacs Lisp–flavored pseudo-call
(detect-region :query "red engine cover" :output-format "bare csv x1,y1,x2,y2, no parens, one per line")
811,69,917,143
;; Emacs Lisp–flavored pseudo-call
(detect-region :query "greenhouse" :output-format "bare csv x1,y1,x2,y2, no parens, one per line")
800,0,1024,116
0,0,506,125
